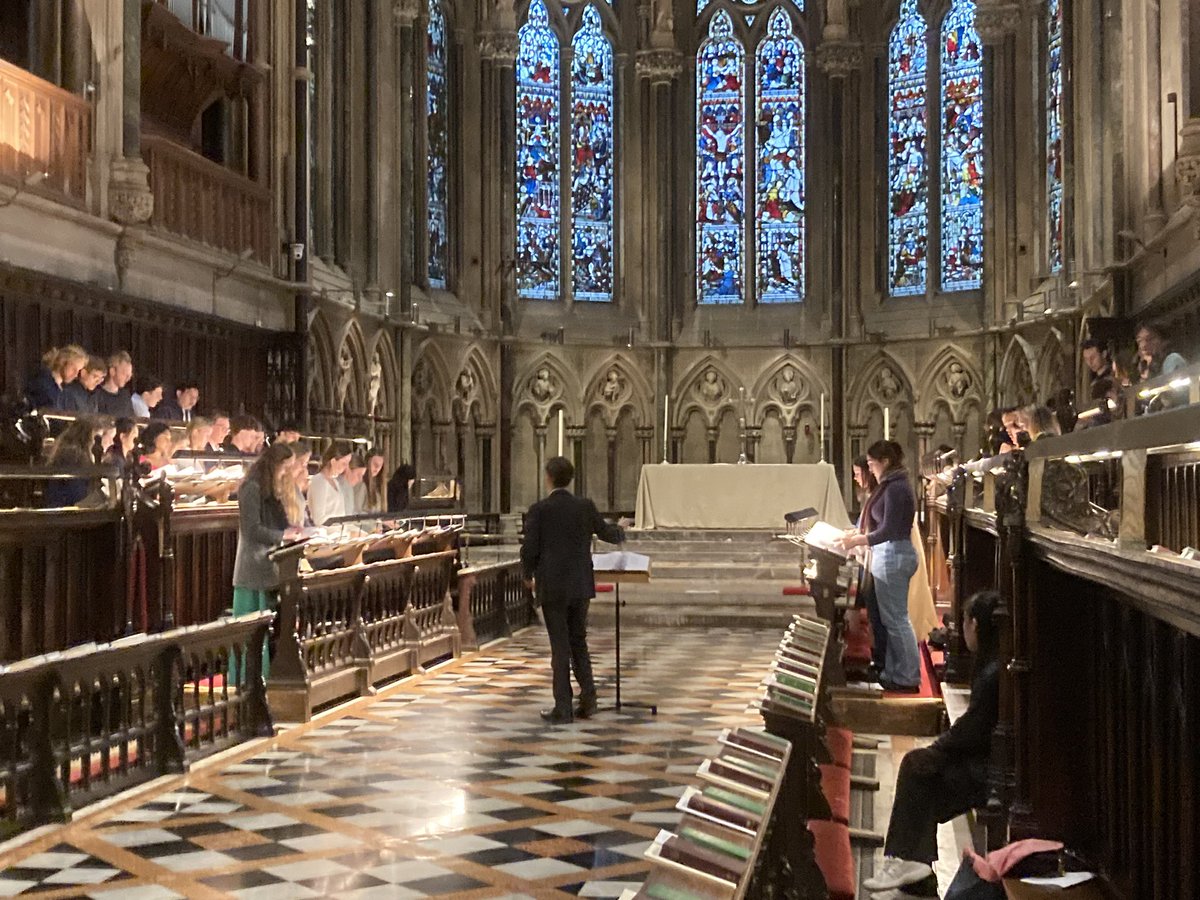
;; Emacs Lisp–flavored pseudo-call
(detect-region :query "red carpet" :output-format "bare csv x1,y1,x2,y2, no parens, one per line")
881,641,942,699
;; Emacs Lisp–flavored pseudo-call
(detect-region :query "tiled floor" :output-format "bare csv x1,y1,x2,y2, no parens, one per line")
0,625,780,899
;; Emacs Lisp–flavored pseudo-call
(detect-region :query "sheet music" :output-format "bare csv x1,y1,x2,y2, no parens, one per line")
801,521,849,557
592,550,651,573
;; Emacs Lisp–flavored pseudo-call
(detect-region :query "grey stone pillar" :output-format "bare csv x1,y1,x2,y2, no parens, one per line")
109,0,153,288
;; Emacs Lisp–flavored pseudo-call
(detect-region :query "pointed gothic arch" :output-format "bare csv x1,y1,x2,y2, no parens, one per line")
916,343,983,422
412,340,454,423
583,353,653,429
307,309,337,418
672,355,744,429
334,319,370,418
514,352,584,424
998,335,1037,408
749,354,827,427
1036,329,1070,404
847,350,915,425
453,345,500,426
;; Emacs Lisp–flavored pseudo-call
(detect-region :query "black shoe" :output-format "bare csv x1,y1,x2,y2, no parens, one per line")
540,708,574,724
575,698,598,719
879,680,921,694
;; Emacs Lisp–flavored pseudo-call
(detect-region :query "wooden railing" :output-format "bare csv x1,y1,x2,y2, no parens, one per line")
0,613,272,837
455,560,532,648
268,547,462,722
0,59,91,206
142,134,271,263
929,404,1200,897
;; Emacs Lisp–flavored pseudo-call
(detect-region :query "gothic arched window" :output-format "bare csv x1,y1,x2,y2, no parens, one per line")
1046,0,1064,273
696,11,746,304
696,1,806,306
571,7,615,302
756,8,806,303
516,0,617,302
887,0,928,296
939,0,984,292
427,0,449,289
516,0,561,300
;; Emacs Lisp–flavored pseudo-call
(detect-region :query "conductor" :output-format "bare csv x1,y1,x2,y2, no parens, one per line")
521,456,625,724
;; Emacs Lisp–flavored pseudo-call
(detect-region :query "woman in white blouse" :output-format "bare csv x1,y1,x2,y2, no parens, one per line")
307,440,353,525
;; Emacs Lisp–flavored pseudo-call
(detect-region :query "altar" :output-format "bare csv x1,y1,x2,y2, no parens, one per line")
634,463,852,530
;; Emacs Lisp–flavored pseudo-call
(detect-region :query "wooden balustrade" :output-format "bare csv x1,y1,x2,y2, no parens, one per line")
268,546,465,722
0,613,272,836
0,58,91,206
456,560,532,648
142,134,271,263
928,404,1200,893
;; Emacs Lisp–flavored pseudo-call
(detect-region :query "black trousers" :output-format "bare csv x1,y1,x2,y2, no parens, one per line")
883,747,987,864
541,597,595,712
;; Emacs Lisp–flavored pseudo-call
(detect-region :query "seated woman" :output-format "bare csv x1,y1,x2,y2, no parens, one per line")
139,421,176,471
863,590,1002,896
105,418,139,474
44,416,103,508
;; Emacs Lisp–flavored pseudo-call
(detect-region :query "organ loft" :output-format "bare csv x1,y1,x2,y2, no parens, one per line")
0,0,1196,897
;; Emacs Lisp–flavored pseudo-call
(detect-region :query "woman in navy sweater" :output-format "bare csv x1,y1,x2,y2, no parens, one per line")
839,440,921,692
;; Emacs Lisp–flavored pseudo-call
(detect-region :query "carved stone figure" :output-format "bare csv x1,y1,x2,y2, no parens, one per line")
412,359,432,397
530,367,555,403
876,366,901,401
457,368,475,402
600,367,624,404
337,344,354,409
945,361,971,400
698,369,726,405
367,357,383,418
776,366,801,405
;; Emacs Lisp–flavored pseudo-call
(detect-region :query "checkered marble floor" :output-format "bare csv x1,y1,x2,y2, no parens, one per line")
0,625,780,898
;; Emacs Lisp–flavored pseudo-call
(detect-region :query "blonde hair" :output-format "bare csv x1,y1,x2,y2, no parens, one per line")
44,345,89,376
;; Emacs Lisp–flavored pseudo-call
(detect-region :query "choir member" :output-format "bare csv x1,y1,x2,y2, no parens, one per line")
153,379,200,422
184,416,213,453
851,455,884,676
340,453,367,516
131,374,164,419
139,421,175,470
387,462,416,512
1080,338,1112,385
837,440,921,692
208,411,231,451
308,440,352,525
94,351,135,418
363,448,387,512
226,416,263,454
1019,405,1061,441
998,406,1024,453
60,357,106,413
863,591,1002,894
287,439,313,526
105,418,139,474
231,442,305,679
44,417,101,507
275,421,302,445
25,345,89,411
1134,322,1187,381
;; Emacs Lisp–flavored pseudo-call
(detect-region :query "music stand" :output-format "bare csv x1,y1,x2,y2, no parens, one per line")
593,563,658,715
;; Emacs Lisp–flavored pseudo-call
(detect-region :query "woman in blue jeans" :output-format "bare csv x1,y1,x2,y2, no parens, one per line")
839,440,921,692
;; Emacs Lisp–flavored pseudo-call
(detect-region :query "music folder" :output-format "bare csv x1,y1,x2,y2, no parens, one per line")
800,521,850,558
592,550,651,574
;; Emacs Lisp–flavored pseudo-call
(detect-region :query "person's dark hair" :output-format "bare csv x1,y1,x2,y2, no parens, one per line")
229,414,262,437
389,463,416,486
851,454,879,493
174,378,200,393
1021,404,1061,438
546,455,574,489
347,452,366,470
1136,322,1166,341
320,439,353,468
245,441,294,500
50,417,99,465
964,590,1002,659
139,421,171,454
278,419,301,433
1080,338,1105,354
865,439,904,470
108,418,136,456
287,438,312,458
136,373,164,394
210,408,231,421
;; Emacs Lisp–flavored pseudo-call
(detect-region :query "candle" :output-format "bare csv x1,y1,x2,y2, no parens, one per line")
557,409,564,456
819,393,826,461
663,395,670,462
884,407,891,441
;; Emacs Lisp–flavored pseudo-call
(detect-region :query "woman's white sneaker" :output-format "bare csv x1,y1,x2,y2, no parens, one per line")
862,857,933,892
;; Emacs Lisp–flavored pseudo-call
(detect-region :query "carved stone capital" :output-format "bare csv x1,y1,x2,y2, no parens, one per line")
113,227,142,290
636,48,682,83
974,0,1021,44
108,156,154,226
481,30,520,64
814,40,864,79
1176,117,1200,194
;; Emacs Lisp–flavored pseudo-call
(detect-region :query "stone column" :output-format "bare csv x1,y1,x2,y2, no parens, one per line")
975,0,1021,322
109,0,154,286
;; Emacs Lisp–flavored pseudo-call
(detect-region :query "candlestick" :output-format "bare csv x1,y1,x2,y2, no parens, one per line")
557,409,564,456
663,395,670,463
884,407,890,441
819,393,826,462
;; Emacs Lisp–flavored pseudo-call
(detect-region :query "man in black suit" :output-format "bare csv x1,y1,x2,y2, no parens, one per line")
521,456,625,724
152,379,200,422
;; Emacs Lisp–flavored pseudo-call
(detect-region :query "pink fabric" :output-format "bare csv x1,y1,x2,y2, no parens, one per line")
965,839,1064,883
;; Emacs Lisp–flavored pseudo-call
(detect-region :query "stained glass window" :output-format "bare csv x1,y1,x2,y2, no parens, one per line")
887,0,928,296
696,11,745,305
516,0,560,300
1046,0,1064,273
427,0,449,289
940,0,984,292
755,8,805,303
570,7,614,302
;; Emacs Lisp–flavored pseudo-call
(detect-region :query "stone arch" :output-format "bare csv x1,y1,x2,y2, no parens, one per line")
583,353,653,429
1036,329,1070,404
411,340,453,423
307,309,336,417
453,345,499,426
916,343,984,423
514,352,583,425
335,319,369,418
672,355,744,429
749,354,828,428
998,335,1037,408
847,350,915,424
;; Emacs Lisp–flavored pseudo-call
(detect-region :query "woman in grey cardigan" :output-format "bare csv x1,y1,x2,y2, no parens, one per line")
231,442,302,678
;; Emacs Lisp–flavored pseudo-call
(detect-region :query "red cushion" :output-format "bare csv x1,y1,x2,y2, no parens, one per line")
808,819,855,900
595,584,615,593
782,585,811,596
818,763,851,823
824,726,854,770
